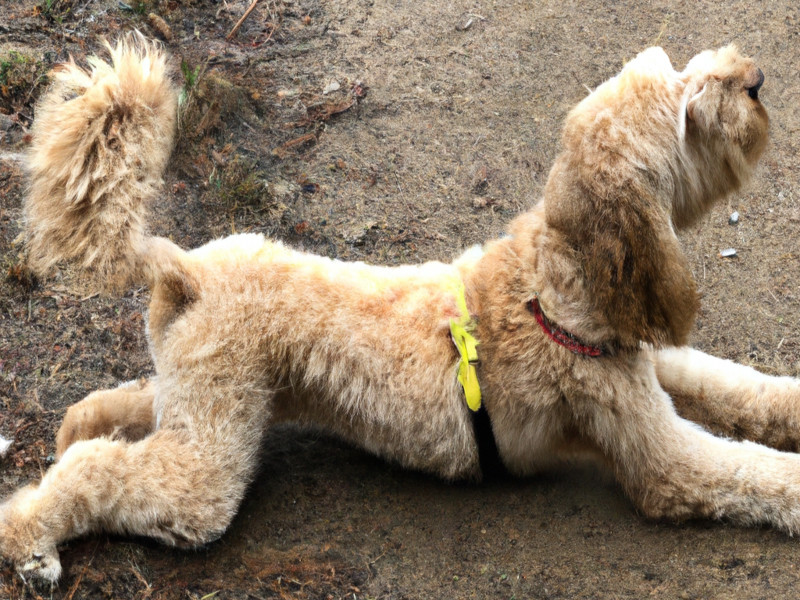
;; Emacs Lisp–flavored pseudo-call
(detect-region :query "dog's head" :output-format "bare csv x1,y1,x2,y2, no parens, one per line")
543,46,768,348
676,45,769,225
559,45,768,228
681,46,768,154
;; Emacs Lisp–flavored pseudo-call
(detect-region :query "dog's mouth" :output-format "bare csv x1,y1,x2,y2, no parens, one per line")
746,68,764,100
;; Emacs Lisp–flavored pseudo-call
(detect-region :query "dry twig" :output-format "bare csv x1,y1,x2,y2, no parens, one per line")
227,0,260,41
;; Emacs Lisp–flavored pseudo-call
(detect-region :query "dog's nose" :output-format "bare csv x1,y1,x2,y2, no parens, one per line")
747,68,764,100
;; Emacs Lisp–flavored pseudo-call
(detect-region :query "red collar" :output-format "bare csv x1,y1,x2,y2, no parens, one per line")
528,295,605,357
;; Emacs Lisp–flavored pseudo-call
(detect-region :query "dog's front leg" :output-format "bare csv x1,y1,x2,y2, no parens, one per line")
573,356,800,533
652,346,800,451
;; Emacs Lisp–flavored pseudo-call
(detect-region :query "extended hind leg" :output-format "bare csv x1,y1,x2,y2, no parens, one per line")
55,378,157,459
653,346,800,451
0,384,271,584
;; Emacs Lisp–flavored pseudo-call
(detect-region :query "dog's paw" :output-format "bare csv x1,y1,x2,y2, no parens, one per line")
0,489,62,586
18,549,62,586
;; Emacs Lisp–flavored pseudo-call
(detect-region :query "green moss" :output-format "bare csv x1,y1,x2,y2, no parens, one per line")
0,51,31,86
132,0,152,14
0,49,48,115
38,0,74,23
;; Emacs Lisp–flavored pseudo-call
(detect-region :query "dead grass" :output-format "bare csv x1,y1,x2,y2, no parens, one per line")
174,66,264,169
209,154,274,208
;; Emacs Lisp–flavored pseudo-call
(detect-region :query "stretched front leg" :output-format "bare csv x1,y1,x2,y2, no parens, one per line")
653,346,800,451
56,378,157,459
574,355,800,532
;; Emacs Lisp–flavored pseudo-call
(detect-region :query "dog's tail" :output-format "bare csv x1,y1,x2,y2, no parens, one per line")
24,32,182,294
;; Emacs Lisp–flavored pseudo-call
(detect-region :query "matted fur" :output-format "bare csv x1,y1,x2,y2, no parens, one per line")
24,32,176,292
4,42,797,586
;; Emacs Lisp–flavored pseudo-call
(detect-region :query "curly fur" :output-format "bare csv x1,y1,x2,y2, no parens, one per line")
5,41,798,587
24,32,176,292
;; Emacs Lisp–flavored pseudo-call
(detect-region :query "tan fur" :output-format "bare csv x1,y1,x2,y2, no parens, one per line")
24,32,176,293
3,41,795,585
55,378,156,459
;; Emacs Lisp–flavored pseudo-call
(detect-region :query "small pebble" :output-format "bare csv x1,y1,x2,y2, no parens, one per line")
720,248,737,258
323,81,340,95
729,211,739,225
0,435,12,458
457,18,474,31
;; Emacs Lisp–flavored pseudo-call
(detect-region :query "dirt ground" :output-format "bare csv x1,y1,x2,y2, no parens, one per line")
2,0,800,598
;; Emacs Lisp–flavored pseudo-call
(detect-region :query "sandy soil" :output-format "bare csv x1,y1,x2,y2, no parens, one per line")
2,0,800,598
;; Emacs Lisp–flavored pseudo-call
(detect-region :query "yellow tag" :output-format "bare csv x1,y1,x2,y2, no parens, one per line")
450,282,481,411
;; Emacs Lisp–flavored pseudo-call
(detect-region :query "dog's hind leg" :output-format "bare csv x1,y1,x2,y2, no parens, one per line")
55,378,157,459
0,386,269,585
652,346,800,451
575,356,800,533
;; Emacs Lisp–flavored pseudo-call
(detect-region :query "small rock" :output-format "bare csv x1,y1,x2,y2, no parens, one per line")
0,435,12,458
456,18,474,31
728,211,739,225
323,81,340,95
719,248,737,258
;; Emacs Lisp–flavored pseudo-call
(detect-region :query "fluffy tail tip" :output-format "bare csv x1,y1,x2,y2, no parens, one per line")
23,32,177,293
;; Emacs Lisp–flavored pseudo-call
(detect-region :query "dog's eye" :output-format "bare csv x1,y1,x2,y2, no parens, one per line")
745,68,764,100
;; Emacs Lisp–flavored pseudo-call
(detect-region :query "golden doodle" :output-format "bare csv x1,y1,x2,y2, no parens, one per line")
0,35,790,583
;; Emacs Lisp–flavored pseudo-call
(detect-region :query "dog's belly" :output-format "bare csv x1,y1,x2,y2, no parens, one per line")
270,386,480,480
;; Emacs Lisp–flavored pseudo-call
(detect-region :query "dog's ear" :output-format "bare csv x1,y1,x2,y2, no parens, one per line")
546,178,699,348
678,47,729,143
675,80,712,146
587,195,698,348
685,82,710,130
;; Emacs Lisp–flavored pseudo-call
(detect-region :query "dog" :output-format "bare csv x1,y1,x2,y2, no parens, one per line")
1,35,790,585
